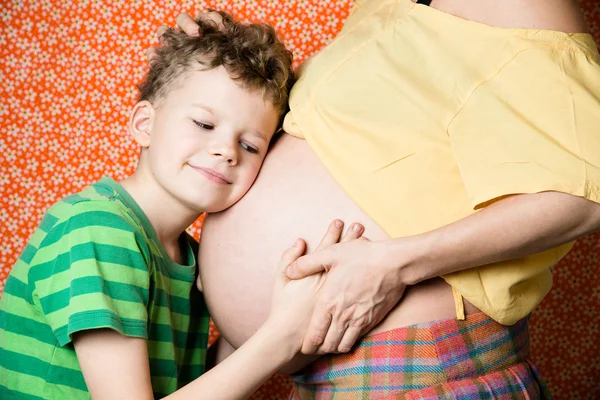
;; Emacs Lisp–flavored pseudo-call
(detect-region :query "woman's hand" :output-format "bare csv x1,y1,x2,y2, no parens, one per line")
147,11,223,61
174,10,224,35
153,11,313,79
285,192,600,355
285,238,407,355
266,220,365,354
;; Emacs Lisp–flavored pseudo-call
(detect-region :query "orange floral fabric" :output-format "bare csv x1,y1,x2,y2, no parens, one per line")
1,1,598,398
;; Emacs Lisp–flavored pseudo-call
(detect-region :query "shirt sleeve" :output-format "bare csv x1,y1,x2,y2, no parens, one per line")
447,46,600,209
31,201,152,346
282,110,306,138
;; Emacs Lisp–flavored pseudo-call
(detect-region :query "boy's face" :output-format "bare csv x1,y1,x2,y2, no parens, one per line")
131,66,280,213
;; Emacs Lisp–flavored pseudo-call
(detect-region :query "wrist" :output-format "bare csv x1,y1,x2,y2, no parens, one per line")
385,233,436,286
260,317,301,363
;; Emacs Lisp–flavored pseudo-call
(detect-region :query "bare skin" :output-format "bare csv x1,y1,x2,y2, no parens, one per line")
429,0,589,33
199,0,595,372
200,135,482,373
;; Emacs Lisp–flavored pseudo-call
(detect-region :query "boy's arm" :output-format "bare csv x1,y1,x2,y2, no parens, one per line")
205,336,236,371
72,220,360,399
171,221,359,399
73,323,290,400
73,330,155,399
166,319,298,399
71,240,304,399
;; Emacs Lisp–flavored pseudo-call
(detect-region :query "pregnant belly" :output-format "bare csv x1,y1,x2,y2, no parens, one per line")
199,134,477,372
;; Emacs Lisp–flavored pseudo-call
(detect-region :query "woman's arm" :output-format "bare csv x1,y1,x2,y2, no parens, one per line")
395,192,600,284
287,192,600,354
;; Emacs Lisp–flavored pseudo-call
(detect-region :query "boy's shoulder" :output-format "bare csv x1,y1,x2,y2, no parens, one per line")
35,178,155,267
46,179,140,229
38,178,153,255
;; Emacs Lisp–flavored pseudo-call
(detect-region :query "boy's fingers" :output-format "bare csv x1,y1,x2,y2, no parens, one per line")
314,220,344,252
278,239,306,274
286,252,330,279
176,13,200,36
341,223,364,242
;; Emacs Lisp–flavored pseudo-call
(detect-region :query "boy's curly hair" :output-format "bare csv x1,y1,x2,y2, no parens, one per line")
138,11,295,115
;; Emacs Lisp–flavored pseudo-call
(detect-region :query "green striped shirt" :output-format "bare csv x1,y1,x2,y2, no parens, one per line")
0,177,210,399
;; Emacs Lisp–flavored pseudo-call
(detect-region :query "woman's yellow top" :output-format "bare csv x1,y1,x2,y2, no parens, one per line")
283,0,600,324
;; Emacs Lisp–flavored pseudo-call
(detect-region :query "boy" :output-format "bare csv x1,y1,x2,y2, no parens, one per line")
0,11,356,399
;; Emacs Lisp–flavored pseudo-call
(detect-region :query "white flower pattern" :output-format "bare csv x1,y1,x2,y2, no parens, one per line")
0,1,599,398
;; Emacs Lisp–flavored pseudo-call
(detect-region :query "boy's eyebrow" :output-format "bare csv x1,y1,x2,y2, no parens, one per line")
249,131,269,143
191,103,215,114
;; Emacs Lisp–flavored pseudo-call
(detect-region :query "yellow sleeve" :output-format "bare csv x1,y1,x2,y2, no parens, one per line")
282,110,306,139
448,46,600,209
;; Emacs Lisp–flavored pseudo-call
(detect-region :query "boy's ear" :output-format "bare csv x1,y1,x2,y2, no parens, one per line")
128,101,155,147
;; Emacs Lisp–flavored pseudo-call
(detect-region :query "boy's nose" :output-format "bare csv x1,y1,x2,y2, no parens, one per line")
209,142,238,166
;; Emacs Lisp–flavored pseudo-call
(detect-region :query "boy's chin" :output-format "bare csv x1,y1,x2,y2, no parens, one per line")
201,193,250,214
201,201,238,215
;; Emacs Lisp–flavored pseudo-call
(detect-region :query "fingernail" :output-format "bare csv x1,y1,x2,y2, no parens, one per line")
293,239,302,247
335,220,343,228
353,224,362,232
286,266,295,276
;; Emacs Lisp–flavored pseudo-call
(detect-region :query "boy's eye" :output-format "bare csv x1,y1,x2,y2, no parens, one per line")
240,141,258,154
192,120,214,130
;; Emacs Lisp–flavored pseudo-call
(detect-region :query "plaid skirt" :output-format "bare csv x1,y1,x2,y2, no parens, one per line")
291,312,551,399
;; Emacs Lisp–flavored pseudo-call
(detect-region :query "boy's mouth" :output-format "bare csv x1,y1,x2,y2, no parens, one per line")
189,165,232,184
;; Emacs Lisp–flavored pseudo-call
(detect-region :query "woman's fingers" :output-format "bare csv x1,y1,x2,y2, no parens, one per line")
314,220,365,251
152,10,226,65
147,24,170,63
286,221,366,279
195,10,225,27
314,220,344,252
316,319,346,354
156,24,169,40
146,48,158,63
341,223,364,242
336,326,362,353
175,12,200,36
311,303,361,355
301,309,332,354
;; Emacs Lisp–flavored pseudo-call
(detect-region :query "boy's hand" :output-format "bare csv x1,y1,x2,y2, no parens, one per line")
266,220,365,352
